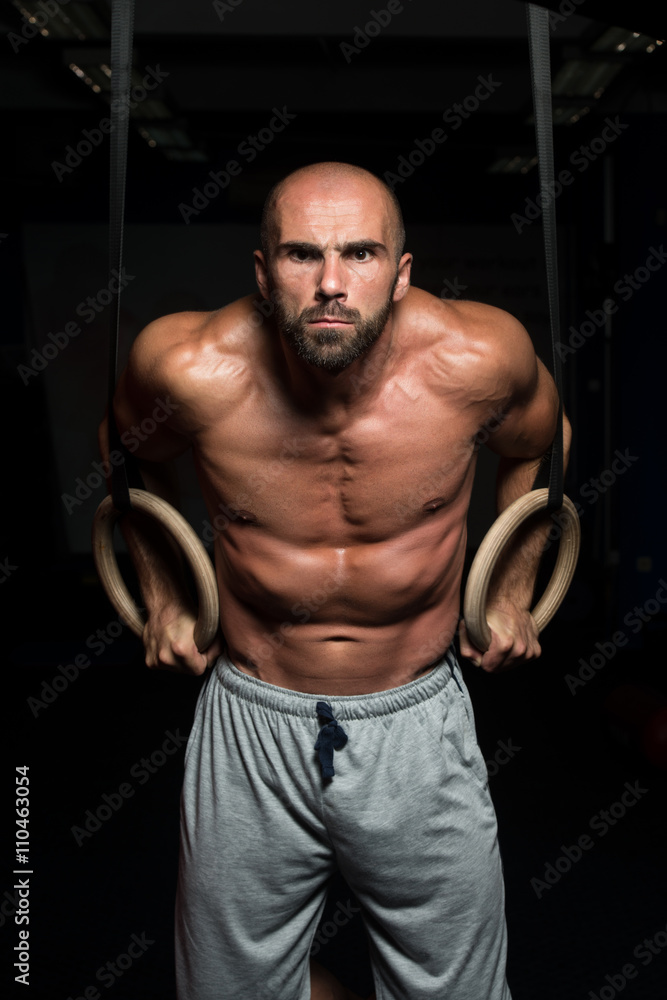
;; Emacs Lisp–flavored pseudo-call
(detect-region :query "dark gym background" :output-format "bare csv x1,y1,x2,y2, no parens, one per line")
4,1,667,997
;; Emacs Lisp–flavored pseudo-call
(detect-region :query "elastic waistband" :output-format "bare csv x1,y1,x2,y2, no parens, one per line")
213,647,460,720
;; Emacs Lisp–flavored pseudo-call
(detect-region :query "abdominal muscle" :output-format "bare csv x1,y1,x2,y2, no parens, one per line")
212,509,469,695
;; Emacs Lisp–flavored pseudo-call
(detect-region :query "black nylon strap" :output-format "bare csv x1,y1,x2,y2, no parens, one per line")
107,0,137,512
527,3,564,511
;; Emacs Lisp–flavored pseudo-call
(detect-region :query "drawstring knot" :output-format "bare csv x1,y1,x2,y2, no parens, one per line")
314,701,348,779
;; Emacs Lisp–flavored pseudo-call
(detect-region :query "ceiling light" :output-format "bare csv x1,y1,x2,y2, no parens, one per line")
552,59,623,98
12,0,108,40
592,26,660,54
487,155,538,175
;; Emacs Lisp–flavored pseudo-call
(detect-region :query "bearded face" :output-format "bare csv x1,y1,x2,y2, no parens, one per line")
269,276,398,373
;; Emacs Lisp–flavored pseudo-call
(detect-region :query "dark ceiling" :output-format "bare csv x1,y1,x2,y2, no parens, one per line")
1,0,665,233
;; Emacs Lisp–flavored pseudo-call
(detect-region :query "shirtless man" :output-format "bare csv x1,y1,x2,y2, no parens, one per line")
101,161,569,1000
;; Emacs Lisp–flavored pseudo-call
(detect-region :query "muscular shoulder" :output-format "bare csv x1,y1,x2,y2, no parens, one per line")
127,297,256,389
120,296,260,430
400,287,540,409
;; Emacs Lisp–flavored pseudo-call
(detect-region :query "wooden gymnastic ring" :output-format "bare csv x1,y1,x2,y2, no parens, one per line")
463,488,580,653
92,488,219,651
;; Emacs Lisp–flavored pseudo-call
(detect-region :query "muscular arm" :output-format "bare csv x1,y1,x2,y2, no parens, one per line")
458,310,571,671
98,315,222,674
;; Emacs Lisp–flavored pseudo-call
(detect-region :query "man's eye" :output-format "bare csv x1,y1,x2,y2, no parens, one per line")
352,249,372,261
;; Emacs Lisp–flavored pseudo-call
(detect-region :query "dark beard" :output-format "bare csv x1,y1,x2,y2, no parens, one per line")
272,293,395,372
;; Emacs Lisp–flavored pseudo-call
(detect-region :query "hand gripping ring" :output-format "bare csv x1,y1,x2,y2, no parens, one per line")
92,488,220,651
463,488,580,653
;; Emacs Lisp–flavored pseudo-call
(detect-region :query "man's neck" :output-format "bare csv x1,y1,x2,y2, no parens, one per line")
275,320,397,416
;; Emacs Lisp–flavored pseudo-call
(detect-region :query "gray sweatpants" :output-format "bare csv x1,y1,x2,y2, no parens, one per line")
175,648,512,1000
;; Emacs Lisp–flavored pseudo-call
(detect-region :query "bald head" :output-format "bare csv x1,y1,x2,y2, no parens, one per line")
260,162,405,264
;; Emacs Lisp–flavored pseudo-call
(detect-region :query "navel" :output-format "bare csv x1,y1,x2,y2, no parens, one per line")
234,509,259,524
422,497,447,513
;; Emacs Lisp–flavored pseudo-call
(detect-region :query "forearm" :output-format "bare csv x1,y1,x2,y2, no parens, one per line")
488,414,571,608
98,416,194,616
119,471,196,618
487,455,549,608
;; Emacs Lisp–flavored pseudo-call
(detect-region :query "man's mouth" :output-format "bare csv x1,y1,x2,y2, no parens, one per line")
308,316,354,326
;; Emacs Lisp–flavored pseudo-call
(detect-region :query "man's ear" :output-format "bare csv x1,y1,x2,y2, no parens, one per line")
254,250,270,299
392,252,413,302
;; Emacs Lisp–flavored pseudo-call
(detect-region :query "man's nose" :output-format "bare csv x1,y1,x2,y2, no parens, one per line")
316,254,346,299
